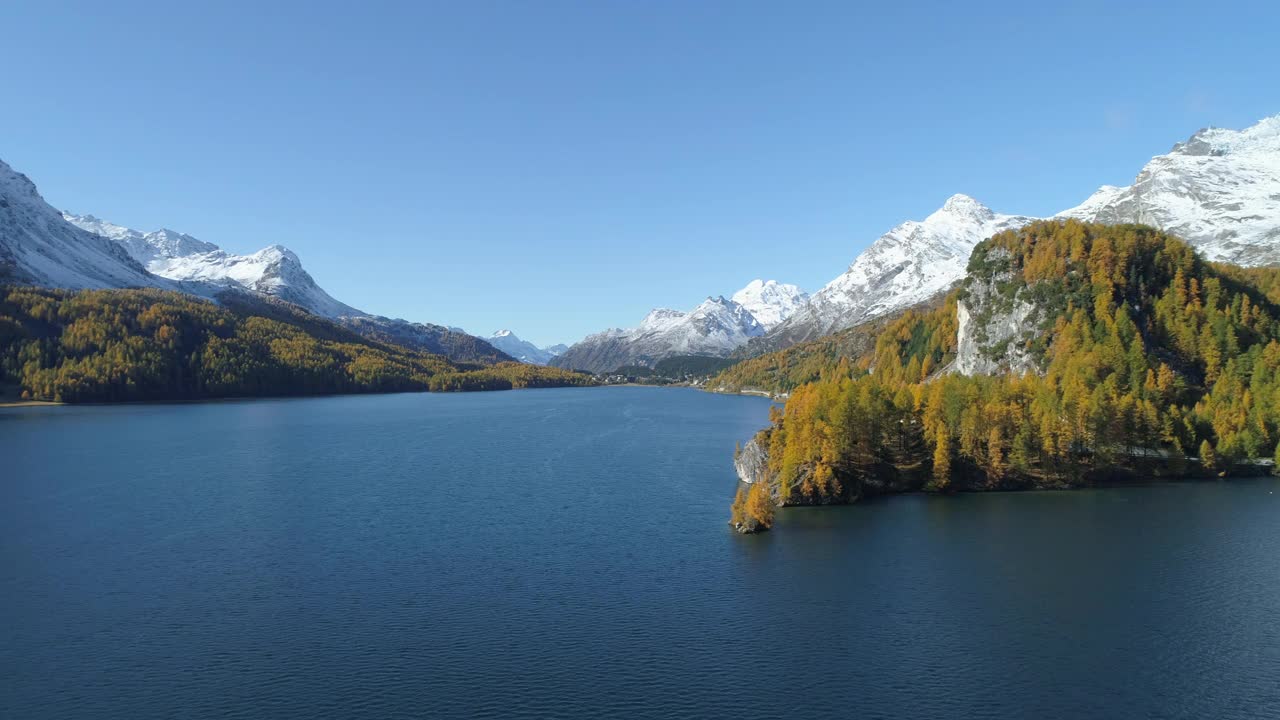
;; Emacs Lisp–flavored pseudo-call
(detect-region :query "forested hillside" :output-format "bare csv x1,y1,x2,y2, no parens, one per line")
0,286,593,403
710,297,947,395
734,221,1280,531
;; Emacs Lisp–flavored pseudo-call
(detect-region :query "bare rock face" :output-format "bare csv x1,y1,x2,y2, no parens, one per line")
733,435,822,506
953,247,1041,377
734,437,770,486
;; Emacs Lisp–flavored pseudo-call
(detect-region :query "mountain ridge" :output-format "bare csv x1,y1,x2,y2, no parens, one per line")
0,163,512,364
551,281,805,373
739,114,1280,358
486,329,567,365
1058,114,1280,265
744,194,1035,355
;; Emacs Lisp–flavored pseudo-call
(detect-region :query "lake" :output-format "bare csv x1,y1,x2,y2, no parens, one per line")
3,386,1278,719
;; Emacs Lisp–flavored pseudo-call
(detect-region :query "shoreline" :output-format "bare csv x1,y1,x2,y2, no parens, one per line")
0,383,606,410
702,386,788,401
783,473,1280,507
0,399,64,408
0,382,779,410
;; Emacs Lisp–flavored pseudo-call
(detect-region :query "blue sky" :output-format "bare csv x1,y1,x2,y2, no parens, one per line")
3,1,1277,346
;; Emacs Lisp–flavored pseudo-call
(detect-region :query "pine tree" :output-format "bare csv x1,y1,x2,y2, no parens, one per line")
1199,439,1218,474
932,427,952,490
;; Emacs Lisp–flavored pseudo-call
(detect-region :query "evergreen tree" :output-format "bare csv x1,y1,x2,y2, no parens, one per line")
1200,440,1218,473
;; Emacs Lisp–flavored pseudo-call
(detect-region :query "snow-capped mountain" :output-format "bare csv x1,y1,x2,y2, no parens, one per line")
731,279,809,330
748,114,1280,356
65,214,219,265
2,158,510,363
0,160,166,290
63,213,360,318
486,329,567,365
61,212,506,361
749,195,1035,353
552,292,769,373
1059,114,1280,265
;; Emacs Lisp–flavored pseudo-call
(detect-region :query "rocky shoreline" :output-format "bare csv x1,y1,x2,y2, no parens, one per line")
730,436,1271,534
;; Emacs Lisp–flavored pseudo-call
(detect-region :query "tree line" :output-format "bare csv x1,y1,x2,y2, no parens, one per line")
0,286,593,403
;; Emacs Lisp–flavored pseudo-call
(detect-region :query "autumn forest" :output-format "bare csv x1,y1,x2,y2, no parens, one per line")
733,221,1280,531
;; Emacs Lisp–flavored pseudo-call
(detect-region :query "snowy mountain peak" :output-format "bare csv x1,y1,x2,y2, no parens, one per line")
0,160,41,201
928,194,997,228
3,157,512,364
750,115,1280,356
486,329,567,365
64,213,220,265
251,244,300,264
639,308,687,330
731,279,809,330
60,212,357,318
1172,114,1280,157
1059,113,1280,265
939,193,993,219
753,196,1034,350
552,293,767,372
1,159,159,290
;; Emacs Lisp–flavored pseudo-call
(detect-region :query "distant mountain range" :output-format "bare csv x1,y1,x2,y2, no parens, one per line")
748,194,1035,354
1059,115,1279,265
486,330,567,365
4,114,1277,371
739,114,1280,357
550,281,808,373
0,161,510,364
63,213,363,318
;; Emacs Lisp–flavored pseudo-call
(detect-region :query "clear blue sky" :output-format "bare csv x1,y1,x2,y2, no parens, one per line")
3,1,1277,346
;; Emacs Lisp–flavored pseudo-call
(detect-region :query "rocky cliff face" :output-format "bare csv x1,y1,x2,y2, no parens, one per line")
953,247,1041,376
734,437,772,489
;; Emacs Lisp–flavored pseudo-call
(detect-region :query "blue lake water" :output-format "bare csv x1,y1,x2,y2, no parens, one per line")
3,386,1279,719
